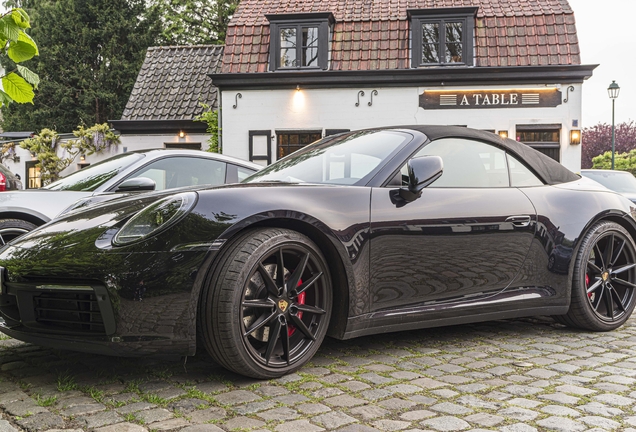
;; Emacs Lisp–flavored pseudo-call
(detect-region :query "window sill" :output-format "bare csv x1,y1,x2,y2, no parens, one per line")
274,67,326,72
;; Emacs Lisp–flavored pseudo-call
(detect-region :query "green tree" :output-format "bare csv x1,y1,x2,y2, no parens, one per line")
1,0,161,133
153,0,239,45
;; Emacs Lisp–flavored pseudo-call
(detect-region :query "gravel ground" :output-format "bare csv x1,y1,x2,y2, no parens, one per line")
1,316,636,432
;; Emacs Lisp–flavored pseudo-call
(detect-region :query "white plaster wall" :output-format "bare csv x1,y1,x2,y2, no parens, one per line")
221,83,584,172
2,146,36,182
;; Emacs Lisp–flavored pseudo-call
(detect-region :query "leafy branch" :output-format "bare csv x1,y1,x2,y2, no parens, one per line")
0,7,39,106
19,123,120,185
194,102,219,153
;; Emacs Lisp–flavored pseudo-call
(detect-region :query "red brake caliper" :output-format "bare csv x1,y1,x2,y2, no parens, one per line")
288,279,304,336
586,273,593,299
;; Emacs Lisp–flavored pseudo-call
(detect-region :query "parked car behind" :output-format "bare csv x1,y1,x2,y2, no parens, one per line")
0,163,23,191
0,149,260,244
580,169,636,204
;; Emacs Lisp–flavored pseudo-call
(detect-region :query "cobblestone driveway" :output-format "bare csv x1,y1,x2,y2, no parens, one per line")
1,317,636,432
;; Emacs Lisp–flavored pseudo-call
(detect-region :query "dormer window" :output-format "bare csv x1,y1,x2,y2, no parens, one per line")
266,13,334,71
409,8,477,67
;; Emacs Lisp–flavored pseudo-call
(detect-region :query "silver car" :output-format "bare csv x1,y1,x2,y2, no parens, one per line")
0,149,260,243
580,169,636,204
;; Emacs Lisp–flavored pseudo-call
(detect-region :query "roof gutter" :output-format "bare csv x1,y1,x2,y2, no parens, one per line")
109,119,208,135
209,64,598,91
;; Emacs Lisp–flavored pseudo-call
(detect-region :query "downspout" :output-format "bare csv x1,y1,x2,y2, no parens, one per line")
218,91,223,153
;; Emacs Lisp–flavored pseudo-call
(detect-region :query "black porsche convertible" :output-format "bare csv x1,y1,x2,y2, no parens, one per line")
1,126,635,378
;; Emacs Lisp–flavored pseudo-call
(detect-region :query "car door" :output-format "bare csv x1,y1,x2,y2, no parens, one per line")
369,137,540,311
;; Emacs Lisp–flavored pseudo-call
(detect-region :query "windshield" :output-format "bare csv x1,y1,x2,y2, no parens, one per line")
44,153,145,191
245,130,411,185
582,170,636,194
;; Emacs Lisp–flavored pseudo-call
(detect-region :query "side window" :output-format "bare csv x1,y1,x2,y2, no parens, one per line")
507,154,543,187
267,13,332,71
125,157,227,191
237,167,255,182
226,164,257,184
409,138,510,188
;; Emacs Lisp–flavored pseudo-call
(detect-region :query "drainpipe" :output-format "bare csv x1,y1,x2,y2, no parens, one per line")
218,92,223,154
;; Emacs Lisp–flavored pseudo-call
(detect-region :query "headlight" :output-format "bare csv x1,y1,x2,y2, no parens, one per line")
112,192,197,246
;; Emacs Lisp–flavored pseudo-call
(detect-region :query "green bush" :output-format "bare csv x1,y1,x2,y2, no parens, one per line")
591,150,636,176
194,103,219,153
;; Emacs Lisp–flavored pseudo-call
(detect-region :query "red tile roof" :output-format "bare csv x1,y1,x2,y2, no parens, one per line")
222,0,580,73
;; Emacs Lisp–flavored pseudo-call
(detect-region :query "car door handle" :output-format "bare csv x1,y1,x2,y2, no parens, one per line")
506,215,531,227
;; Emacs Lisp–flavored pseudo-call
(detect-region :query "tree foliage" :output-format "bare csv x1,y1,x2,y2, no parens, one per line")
195,103,219,153
0,142,19,163
153,0,239,45
1,0,161,133
20,123,120,184
582,121,636,169
592,150,636,176
0,6,39,106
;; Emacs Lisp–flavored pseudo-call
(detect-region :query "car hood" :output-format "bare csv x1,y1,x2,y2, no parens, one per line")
2,181,360,254
0,187,231,281
0,189,93,221
0,182,371,284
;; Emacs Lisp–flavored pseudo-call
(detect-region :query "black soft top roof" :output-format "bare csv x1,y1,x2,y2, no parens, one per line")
402,125,580,186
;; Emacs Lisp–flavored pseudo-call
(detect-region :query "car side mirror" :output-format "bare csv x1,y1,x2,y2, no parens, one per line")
115,177,156,192
398,156,443,202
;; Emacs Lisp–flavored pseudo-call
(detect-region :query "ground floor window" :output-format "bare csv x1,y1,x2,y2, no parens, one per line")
249,130,272,166
25,161,41,189
276,130,322,159
516,124,561,162
165,143,202,150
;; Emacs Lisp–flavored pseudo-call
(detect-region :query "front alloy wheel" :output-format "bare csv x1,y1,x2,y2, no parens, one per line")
200,228,332,378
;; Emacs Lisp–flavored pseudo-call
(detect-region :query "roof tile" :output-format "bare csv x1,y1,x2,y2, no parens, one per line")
121,45,223,121
222,0,581,72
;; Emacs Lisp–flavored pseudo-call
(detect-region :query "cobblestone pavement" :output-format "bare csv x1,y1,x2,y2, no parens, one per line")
2,317,636,432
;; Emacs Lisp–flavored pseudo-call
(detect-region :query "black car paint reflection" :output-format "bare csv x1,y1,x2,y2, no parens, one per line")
0,126,635,365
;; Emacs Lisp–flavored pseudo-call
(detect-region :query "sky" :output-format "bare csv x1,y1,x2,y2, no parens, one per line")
569,0,635,127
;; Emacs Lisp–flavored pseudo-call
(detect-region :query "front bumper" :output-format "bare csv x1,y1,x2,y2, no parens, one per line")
0,246,209,357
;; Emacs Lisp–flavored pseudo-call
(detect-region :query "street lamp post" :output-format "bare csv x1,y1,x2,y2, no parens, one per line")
608,80,620,170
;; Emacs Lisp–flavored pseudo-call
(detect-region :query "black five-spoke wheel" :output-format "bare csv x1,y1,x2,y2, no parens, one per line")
585,229,636,322
200,228,332,378
559,221,636,331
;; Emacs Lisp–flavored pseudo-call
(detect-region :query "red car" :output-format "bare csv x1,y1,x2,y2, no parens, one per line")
0,162,22,191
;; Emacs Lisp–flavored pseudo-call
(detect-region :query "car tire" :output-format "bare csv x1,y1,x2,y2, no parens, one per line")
199,228,332,378
0,219,37,245
558,221,636,331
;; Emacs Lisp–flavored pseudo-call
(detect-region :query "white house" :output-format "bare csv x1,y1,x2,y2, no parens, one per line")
211,0,595,172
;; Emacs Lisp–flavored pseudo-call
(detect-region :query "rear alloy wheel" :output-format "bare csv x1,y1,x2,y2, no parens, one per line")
0,219,37,245
561,221,636,331
200,228,332,378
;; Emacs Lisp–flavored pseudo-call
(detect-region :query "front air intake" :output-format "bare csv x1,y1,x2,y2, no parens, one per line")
33,291,105,334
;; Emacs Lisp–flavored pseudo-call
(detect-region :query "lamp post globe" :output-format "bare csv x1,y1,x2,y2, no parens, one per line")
608,81,620,170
